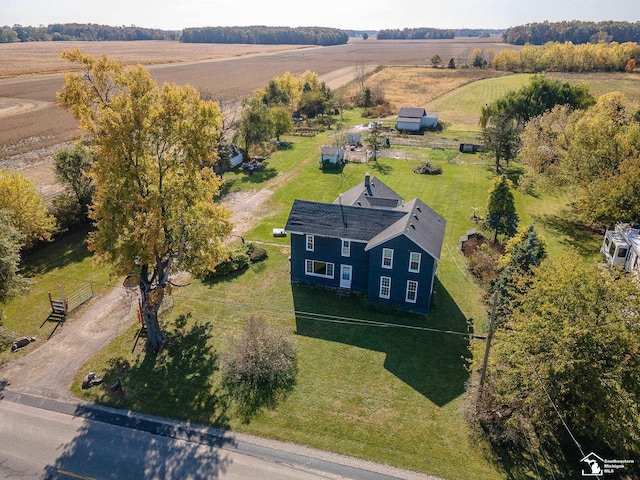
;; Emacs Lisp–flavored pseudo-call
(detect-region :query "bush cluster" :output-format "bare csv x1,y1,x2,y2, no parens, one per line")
413,162,443,175
203,242,268,280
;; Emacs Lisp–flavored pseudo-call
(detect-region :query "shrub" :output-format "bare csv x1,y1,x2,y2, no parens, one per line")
204,248,249,279
466,242,500,286
413,162,443,175
50,193,88,233
247,244,268,263
203,243,268,280
220,317,297,421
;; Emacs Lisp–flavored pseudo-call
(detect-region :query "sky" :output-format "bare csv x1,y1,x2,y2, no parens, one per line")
2,0,640,31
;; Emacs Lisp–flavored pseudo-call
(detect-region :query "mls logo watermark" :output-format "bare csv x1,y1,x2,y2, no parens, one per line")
581,453,604,476
581,452,635,477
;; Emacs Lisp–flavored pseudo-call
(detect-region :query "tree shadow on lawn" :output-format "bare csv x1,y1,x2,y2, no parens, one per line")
21,226,93,277
367,161,394,176
292,278,471,407
532,210,602,258
238,165,277,184
96,313,230,428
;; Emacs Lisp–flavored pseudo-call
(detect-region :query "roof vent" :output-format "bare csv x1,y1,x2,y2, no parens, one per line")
416,206,422,212
413,214,419,220
410,223,416,230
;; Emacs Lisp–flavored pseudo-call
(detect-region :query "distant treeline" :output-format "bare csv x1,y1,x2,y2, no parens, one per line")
503,21,640,45
455,29,504,38
180,26,349,46
377,28,454,40
0,23,179,42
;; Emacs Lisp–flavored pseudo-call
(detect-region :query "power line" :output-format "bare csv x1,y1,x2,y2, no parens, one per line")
37,271,479,339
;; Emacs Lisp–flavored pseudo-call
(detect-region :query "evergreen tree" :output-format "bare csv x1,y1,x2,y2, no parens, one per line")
490,225,547,320
482,112,519,173
484,176,519,242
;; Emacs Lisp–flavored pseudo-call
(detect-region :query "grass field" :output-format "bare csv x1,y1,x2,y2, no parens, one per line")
2,65,617,479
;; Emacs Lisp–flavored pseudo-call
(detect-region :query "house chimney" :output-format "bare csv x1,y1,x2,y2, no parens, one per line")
364,172,372,195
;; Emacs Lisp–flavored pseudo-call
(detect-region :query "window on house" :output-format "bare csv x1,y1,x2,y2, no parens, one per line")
341,239,351,257
306,235,314,251
305,259,334,278
406,280,418,303
618,247,628,258
409,252,421,273
382,248,394,269
379,276,391,299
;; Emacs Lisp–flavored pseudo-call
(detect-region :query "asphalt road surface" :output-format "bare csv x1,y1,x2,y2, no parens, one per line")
0,391,435,480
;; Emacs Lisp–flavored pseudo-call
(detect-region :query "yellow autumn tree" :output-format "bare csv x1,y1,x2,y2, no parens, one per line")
57,49,233,352
0,169,56,249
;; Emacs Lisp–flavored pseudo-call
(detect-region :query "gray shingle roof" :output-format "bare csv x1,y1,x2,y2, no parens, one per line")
286,174,446,260
285,200,406,241
334,175,403,209
398,107,427,118
365,198,446,260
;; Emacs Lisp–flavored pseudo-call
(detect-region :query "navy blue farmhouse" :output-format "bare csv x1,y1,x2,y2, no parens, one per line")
285,173,446,313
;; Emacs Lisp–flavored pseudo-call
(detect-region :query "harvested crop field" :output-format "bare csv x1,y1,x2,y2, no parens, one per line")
0,37,519,191
0,41,310,78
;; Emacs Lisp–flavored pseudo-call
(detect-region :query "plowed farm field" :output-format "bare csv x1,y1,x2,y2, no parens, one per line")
0,37,518,196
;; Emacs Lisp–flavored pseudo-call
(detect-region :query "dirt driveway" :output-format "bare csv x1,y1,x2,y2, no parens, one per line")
0,176,285,400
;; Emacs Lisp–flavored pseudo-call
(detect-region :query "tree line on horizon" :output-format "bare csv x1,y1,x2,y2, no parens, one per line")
0,23,179,42
502,20,640,45
179,26,349,46
376,27,455,40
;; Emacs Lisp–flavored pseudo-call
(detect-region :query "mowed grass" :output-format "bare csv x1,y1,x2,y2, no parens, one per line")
426,73,532,127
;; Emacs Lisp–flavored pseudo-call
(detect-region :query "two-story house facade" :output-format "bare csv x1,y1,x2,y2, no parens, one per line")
285,174,446,313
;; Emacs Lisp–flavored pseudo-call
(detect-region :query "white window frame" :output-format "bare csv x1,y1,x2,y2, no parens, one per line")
409,252,421,273
379,276,391,299
382,248,394,269
306,234,314,252
341,239,351,257
305,259,334,279
406,280,418,303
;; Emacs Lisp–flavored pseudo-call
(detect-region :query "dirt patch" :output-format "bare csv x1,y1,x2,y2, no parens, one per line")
0,288,137,402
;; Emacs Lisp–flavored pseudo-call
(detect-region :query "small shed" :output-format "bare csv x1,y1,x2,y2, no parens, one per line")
396,107,438,132
347,133,362,146
459,143,481,154
321,146,344,165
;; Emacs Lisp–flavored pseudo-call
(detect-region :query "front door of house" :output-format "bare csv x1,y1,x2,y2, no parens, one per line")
340,265,352,289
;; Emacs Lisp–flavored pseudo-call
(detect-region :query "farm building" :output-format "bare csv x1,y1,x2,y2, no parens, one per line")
285,173,446,313
601,223,640,273
396,107,438,133
347,133,362,146
320,146,345,166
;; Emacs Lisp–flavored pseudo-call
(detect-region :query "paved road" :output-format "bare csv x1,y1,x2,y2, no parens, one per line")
0,391,434,480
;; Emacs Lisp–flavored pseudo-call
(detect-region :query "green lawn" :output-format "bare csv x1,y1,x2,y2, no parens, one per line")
427,74,532,128
2,72,611,479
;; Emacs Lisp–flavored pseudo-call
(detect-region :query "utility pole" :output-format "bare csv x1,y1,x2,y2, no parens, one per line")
479,291,498,388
